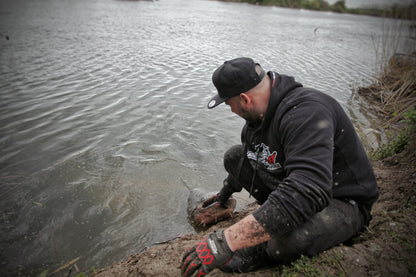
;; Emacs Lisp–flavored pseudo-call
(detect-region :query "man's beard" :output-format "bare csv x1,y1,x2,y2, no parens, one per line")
240,107,258,122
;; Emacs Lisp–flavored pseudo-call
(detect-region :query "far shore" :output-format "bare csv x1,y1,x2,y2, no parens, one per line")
215,0,416,19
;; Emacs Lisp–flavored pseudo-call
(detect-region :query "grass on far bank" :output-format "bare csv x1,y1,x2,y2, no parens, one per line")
227,0,416,20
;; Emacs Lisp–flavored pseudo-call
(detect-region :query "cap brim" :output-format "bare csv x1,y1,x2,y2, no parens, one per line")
207,94,227,109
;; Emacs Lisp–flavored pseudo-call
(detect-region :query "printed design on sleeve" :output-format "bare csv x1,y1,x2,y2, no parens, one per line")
247,143,282,171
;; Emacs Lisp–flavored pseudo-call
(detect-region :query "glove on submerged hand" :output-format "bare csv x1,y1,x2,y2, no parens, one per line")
201,194,220,208
181,230,234,277
203,179,234,208
190,193,236,226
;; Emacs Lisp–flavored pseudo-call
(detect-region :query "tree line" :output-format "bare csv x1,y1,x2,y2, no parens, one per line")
231,0,416,20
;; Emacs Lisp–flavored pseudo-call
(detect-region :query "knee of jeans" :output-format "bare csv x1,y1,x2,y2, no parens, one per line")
265,232,312,263
223,145,244,171
265,242,300,264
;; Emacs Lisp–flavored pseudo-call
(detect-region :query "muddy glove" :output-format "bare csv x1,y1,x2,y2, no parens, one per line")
201,194,219,207
201,192,230,209
191,195,236,226
181,230,234,277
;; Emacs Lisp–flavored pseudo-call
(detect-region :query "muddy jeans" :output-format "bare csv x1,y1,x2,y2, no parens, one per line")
220,145,365,262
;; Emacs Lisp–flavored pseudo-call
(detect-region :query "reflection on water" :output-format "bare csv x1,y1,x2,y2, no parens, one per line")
0,0,411,274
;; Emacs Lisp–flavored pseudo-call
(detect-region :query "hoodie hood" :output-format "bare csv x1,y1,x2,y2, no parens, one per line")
262,71,303,130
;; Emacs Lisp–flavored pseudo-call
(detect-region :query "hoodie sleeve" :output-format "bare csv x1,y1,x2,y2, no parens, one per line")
253,99,334,236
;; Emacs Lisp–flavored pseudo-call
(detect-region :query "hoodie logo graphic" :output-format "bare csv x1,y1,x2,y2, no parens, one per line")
247,143,282,171
267,152,276,164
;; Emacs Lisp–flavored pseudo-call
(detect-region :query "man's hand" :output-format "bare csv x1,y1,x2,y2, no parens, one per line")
192,199,235,225
181,230,234,276
189,192,236,226
202,189,231,208
201,194,219,208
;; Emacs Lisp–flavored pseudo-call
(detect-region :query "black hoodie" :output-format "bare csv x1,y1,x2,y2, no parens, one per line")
244,72,379,236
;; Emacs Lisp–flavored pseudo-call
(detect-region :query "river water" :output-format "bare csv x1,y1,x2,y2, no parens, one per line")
0,0,411,274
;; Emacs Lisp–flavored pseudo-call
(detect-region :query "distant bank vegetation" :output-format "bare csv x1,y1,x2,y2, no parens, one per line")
223,0,416,19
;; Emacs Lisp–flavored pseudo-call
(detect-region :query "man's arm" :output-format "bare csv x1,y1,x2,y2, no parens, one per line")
180,214,272,276
224,214,272,251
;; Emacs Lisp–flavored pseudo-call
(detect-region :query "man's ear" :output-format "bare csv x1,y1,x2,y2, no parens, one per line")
240,93,251,106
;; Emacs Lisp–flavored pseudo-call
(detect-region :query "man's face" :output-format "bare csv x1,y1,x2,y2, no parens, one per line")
225,95,256,121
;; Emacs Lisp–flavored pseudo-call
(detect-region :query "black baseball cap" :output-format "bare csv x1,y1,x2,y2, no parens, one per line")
207,57,265,109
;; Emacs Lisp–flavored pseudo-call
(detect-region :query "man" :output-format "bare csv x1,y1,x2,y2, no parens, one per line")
181,57,379,276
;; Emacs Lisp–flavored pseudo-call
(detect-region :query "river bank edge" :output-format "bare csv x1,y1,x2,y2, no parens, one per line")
89,74,416,276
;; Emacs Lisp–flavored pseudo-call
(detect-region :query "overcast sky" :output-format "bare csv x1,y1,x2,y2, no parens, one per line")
327,0,414,8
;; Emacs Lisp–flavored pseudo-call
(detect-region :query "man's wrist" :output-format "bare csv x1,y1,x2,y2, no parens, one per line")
223,214,272,252
217,180,234,204
224,228,238,252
